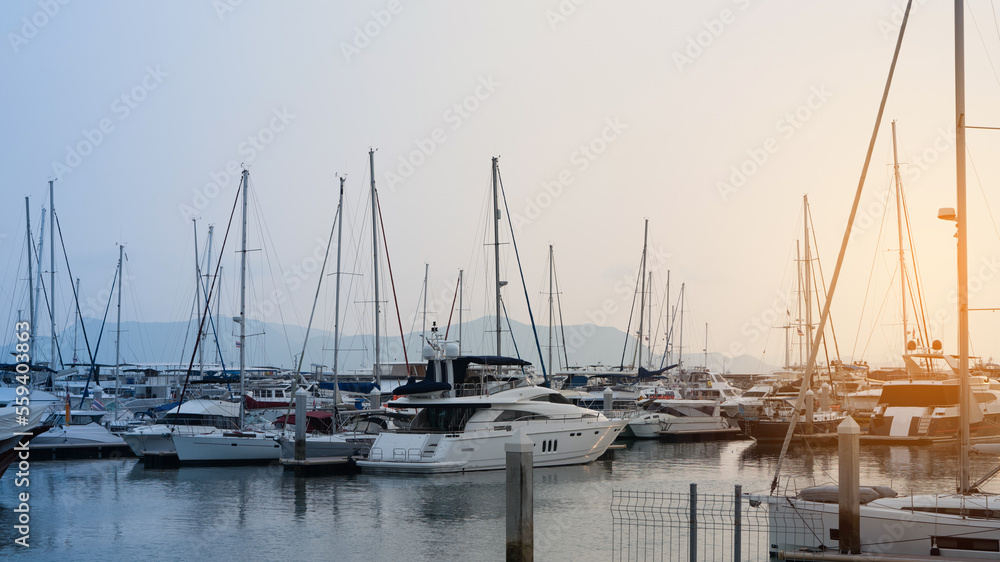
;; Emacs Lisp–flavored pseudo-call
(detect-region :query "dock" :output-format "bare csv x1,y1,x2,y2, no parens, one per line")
279,456,358,476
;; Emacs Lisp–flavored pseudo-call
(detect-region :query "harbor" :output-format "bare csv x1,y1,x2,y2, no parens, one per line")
7,0,1000,560
4,437,999,561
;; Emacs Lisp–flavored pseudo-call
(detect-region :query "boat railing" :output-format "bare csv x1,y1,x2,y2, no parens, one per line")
454,380,525,397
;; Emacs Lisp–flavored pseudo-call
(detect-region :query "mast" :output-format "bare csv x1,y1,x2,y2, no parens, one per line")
678,283,685,371
891,121,909,351
492,156,502,356
703,323,708,370
25,198,35,357
35,208,45,346
457,269,464,355
193,220,204,378
954,0,971,494
796,241,803,366
238,168,249,427
334,176,344,406
205,225,214,367
548,244,554,376
421,263,429,342
648,271,653,369
369,149,381,387
49,179,56,368
803,195,813,362
637,219,649,369
72,278,79,363
115,244,123,418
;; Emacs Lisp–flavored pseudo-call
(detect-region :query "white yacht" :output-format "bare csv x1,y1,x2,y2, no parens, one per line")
0,387,60,478
121,398,241,456
626,398,737,439
356,349,627,473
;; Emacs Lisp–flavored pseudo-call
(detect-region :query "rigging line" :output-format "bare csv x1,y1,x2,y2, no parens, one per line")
850,181,894,362
967,144,1000,244
860,266,899,364
553,252,570,370
177,171,242,406
248,181,296,367
497,165,548,383
898,178,933,350
77,263,119,408
968,2,1000,91
499,297,524,365
375,190,411,375
618,247,644,371
52,212,105,401
806,203,841,362
444,271,460,339
770,0,913,496
993,0,1000,45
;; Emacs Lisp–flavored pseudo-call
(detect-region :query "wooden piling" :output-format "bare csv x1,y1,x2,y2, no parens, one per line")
838,416,861,554
506,430,533,562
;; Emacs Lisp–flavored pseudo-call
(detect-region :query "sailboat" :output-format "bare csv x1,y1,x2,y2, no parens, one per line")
755,2,1000,556
171,168,282,465
356,156,627,473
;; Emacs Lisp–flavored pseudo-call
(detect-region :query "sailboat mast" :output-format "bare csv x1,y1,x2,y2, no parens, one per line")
370,149,381,387
49,179,56,368
73,278,79,363
665,270,671,367
492,156,501,356
457,269,464,355
548,244,554,376
637,220,649,369
954,0,971,494
678,283,685,370
35,209,45,348
205,225,214,367
422,263,429,341
115,244,123,417
193,220,204,378
24,197,34,357
803,195,813,362
891,121,909,351
238,168,249,426
704,323,708,370
648,271,653,369
334,176,344,405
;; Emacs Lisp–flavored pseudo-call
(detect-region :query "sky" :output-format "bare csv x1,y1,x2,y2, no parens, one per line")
4,0,1000,371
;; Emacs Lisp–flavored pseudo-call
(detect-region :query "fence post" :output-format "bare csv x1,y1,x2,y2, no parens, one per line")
689,483,697,562
733,484,742,562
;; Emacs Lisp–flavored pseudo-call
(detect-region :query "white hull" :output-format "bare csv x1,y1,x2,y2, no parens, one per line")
122,424,227,456
755,494,1000,559
32,423,126,448
627,414,731,438
357,419,625,473
171,432,281,464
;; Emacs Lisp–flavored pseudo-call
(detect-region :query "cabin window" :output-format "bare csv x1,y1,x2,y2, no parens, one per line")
495,410,549,423
935,536,1000,552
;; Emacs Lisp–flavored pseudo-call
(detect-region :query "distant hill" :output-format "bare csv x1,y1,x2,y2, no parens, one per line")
3,315,779,375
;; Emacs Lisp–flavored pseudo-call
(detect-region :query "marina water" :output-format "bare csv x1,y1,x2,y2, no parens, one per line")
2,439,997,560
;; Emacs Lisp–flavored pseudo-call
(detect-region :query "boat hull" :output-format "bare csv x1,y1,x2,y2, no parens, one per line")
171,432,282,465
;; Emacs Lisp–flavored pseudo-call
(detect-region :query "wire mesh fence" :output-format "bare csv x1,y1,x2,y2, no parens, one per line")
611,484,777,561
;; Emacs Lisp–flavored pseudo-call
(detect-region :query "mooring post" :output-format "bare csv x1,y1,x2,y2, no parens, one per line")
369,386,382,410
805,390,815,434
506,430,533,562
838,416,861,554
820,382,831,412
294,387,308,462
603,387,613,416
689,482,697,562
733,484,742,562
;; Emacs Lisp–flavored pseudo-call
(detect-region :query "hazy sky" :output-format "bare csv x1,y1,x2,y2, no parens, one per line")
4,0,1000,370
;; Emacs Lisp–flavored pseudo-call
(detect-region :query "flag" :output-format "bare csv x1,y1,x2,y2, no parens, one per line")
235,340,242,348
92,399,105,411
796,327,803,336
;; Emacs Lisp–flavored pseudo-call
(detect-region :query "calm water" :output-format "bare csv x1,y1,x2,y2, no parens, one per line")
2,439,998,561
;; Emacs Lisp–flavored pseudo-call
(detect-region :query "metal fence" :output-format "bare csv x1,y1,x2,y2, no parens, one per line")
611,484,773,561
